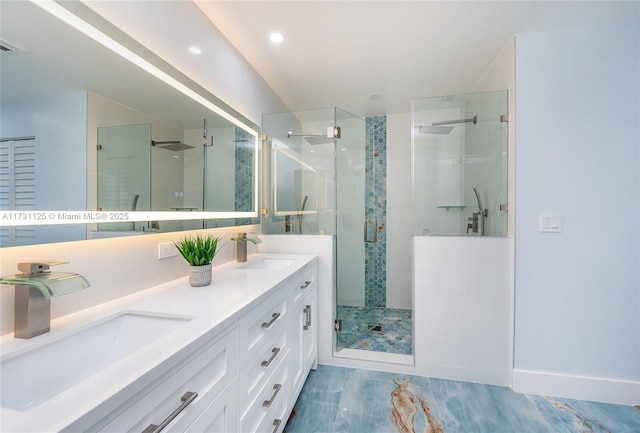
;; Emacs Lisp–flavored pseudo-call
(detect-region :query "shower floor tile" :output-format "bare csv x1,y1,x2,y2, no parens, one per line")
285,366,640,433
336,306,412,355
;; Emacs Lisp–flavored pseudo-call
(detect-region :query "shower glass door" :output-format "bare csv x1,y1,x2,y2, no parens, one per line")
335,109,369,350
412,90,508,236
97,124,150,231
262,108,412,357
335,113,413,356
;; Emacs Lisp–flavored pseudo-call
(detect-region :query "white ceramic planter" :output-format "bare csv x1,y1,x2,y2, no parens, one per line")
188,264,212,286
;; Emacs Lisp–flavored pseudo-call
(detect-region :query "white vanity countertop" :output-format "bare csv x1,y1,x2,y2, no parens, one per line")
0,253,317,433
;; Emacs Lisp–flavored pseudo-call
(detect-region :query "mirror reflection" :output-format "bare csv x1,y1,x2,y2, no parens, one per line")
273,147,317,216
0,1,259,246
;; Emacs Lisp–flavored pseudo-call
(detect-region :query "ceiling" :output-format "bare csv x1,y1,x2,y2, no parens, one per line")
195,1,638,117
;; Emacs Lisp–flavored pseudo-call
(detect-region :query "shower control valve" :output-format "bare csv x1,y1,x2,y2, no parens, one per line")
467,213,479,234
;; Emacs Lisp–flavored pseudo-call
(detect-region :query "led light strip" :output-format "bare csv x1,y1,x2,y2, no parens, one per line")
31,0,256,135
0,211,257,227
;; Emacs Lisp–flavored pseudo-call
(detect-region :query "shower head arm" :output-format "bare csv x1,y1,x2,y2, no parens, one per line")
432,115,477,126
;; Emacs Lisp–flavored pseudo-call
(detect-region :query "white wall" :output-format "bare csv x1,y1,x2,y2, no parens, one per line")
414,236,512,386
513,21,640,405
386,113,412,309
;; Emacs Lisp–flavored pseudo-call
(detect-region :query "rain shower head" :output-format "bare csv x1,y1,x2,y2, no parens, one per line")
303,135,333,145
152,140,195,151
418,125,454,135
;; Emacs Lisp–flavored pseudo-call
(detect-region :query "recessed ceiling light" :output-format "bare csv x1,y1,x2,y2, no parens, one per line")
188,46,202,55
269,32,284,44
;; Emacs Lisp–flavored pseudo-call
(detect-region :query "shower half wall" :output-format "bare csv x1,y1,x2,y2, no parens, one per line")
411,89,513,386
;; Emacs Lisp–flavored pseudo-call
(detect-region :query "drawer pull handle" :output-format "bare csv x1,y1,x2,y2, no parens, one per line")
272,419,282,433
141,391,198,433
303,304,312,330
300,280,311,289
261,347,281,367
261,312,281,329
263,383,282,407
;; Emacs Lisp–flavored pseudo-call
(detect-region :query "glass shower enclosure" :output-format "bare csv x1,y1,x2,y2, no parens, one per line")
413,90,509,237
262,108,414,358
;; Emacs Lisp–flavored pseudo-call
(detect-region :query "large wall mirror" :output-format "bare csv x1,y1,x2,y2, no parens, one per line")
0,0,260,247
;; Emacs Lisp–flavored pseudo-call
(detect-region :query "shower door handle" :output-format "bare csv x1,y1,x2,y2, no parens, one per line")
364,219,377,243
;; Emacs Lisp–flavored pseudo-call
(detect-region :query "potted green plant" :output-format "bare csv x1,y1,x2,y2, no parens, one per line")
173,234,223,286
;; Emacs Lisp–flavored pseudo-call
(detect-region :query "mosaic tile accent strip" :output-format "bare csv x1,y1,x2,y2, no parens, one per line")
337,305,412,355
234,127,253,225
365,116,387,308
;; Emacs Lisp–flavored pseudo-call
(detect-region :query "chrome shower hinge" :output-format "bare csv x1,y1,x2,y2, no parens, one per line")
334,319,343,332
329,126,341,139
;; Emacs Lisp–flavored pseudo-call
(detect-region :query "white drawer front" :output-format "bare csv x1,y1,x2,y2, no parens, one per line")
99,329,237,433
254,388,288,433
185,379,237,433
240,352,289,433
239,325,288,413
289,265,316,307
239,292,287,362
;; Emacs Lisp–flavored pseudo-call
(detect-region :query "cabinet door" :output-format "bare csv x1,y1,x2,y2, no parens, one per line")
185,380,237,433
301,290,317,372
291,289,317,398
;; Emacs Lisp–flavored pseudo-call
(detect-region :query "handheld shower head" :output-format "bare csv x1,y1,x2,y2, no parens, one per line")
473,187,483,213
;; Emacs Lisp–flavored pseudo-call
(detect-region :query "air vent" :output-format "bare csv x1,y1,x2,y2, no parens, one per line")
0,39,24,54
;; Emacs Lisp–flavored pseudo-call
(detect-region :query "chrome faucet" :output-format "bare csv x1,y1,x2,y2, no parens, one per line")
1,261,90,339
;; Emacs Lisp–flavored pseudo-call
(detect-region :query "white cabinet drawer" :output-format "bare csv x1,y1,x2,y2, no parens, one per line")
289,265,316,307
184,379,237,433
240,352,289,433
238,324,288,412
253,387,288,433
99,329,237,433
239,292,287,362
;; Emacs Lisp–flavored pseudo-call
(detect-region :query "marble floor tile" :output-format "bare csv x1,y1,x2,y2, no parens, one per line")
529,395,640,433
286,366,350,433
285,365,640,433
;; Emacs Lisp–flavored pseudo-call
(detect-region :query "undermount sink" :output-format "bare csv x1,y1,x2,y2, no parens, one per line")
238,258,295,270
0,311,192,411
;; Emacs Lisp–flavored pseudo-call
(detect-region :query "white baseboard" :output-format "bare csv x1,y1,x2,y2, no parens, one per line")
513,369,640,406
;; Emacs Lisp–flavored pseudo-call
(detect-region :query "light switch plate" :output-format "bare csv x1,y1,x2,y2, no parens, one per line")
540,214,562,233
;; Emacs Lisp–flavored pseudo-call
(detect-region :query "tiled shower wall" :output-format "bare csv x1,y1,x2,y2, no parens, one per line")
234,127,253,226
364,116,387,307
